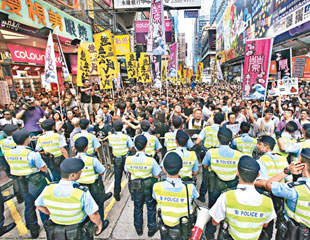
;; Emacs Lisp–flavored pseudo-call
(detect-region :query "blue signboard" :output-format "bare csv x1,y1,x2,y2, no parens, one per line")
184,10,198,18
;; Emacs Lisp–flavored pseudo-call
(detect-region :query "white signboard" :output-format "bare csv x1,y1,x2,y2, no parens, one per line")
114,0,201,9
268,77,299,97
226,124,240,136
0,81,11,105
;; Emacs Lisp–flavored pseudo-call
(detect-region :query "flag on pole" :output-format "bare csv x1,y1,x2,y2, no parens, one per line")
44,31,57,83
56,35,71,82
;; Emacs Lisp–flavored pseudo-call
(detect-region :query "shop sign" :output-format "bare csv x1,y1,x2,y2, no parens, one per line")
102,0,111,7
114,35,130,56
0,0,92,42
0,81,11,104
293,57,306,78
8,44,61,67
1,19,19,31
184,10,198,18
115,0,201,9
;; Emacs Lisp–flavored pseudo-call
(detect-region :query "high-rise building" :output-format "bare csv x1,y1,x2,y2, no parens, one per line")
192,15,209,66
178,33,186,62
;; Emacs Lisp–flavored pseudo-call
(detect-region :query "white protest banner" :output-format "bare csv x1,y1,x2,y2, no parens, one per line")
268,77,299,96
226,124,241,136
44,32,58,84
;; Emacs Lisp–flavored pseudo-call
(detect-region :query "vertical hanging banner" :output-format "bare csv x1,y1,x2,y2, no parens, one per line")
77,47,90,87
93,31,120,89
125,53,137,79
242,38,273,100
180,63,186,84
161,55,169,82
80,42,99,75
168,43,177,78
187,68,193,83
57,35,71,82
196,62,203,83
147,0,166,55
44,32,58,84
138,53,151,83
87,0,94,19
217,60,224,81
274,48,292,80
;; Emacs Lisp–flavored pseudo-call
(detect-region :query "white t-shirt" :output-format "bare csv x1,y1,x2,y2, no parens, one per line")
188,117,206,130
61,89,77,108
256,118,275,137
0,117,19,126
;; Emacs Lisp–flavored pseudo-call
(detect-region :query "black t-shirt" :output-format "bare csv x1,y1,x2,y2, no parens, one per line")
184,107,193,117
62,120,74,139
94,124,112,139
80,87,91,103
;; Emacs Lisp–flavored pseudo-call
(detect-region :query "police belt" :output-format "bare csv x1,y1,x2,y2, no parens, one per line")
276,216,310,240
44,217,96,240
17,172,45,186
128,177,156,195
205,170,238,193
113,155,126,168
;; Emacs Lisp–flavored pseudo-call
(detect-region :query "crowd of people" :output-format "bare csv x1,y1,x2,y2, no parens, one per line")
0,78,310,239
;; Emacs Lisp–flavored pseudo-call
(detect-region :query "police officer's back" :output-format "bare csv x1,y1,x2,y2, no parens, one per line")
140,120,162,160
108,119,133,201
153,152,199,240
35,158,107,240
231,122,257,155
5,129,48,238
209,156,276,240
125,135,161,237
74,136,112,223
36,119,68,181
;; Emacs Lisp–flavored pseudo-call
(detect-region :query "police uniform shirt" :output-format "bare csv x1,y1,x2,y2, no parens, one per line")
76,130,101,150
198,123,220,142
210,184,276,224
70,128,81,147
141,132,162,151
164,130,194,149
76,152,105,175
285,139,310,157
124,152,161,178
271,177,310,218
0,136,15,155
35,180,98,222
231,133,256,150
0,131,8,156
256,152,293,181
6,145,46,174
36,131,67,152
108,132,134,149
160,147,199,173
202,145,236,167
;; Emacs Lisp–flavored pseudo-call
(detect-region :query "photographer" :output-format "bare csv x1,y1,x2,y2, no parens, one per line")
16,97,46,137
80,80,95,123
61,82,76,112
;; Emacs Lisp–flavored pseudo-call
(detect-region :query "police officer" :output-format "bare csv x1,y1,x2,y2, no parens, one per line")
74,136,112,222
73,118,101,156
4,129,48,238
35,158,108,240
164,116,194,152
209,155,276,240
125,135,161,237
162,130,199,181
36,119,68,181
265,148,310,240
0,192,16,237
140,120,162,160
108,119,134,201
153,152,199,240
201,127,242,239
231,122,257,155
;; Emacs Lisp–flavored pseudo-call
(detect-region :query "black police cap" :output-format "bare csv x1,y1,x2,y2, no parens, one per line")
218,127,233,139
135,135,147,151
60,158,85,173
141,120,151,131
74,136,88,152
176,130,189,147
13,129,29,145
238,155,260,172
113,119,123,131
41,119,55,131
79,118,90,129
2,124,18,135
163,152,183,176
301,148,310,160
259,136,276,149
172,116,183,127
286,121,298,132
303,123,310,131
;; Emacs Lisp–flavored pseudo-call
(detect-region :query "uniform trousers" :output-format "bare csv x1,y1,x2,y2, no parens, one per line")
114,156,125,196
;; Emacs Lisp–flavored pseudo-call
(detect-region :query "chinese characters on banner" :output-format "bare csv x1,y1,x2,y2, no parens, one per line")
138,53,151,83
268,77,299,97
274,48,292,80
93,30,119,89
77,47,90,87
44,32,57,84
168,42,177,78
179,63,186,84
0,81,11,104
57,35,71,82
125,52,137,79
196,62,203,83
187,68,193,83
80,42,98,75
147,0,165,56
161,55,169,82
242,38,273,100
114,35,130,55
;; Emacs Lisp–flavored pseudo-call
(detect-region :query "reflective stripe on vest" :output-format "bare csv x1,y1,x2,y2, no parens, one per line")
235,137,257,155
301,141,310,149
285,184,310,228
209,148,241,181
0,137,16,155
5,148,38,176
226,190,273,240
274,137,296,157
261,154,288,179
74,133,94,155
165,132,177,152
108,133,128,156
43,184,85,225
153,182,193,227
77,156,98,184
173,150,196,178
145,135,156,157
125,155,153,180
203,126,219,148
37,133,62,157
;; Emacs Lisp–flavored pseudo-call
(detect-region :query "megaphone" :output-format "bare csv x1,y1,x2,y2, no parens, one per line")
189,207,211,240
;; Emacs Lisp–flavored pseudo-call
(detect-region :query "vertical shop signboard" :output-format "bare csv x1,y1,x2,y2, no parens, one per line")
0,81,11,104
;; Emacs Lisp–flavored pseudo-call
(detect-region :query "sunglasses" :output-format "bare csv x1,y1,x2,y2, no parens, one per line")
4,113,10,115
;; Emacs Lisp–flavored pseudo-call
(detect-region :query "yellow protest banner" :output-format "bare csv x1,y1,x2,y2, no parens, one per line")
187,68,193,83
114,35,130,56
99,78,113,89
138,53,151,83
80,42,99,76
93,31,119,85
161,55,169,82
179,63,186,84
196,62,203,83
125,52,137,79
77,47,90,87
93,23,105,34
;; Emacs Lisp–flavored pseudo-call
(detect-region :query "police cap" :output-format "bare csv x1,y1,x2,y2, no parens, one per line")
303,123,310,131
172,116,183,128
12,129,29,145
259,136,276,149
141,120,151,132
134,135,147,151
41,119,55,131
301,148,310,160
79,118,90,129
286,121,298,133
163,152,183,175
176,130,189,147
238,155,260,172
2,124,18,135
74,136,88,152
60,158,85,173
113,119,123,131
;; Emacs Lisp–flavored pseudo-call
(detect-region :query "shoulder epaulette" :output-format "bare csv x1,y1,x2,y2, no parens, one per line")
287,181,307,188
73,183,88,192
255,187,271,198
168,148,176,152
145,153,152,157
25,146,36,151
47,182,58,186
221,187,237,194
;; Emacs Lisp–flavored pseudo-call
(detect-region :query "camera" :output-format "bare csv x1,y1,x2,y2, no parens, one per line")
17,96,34,110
